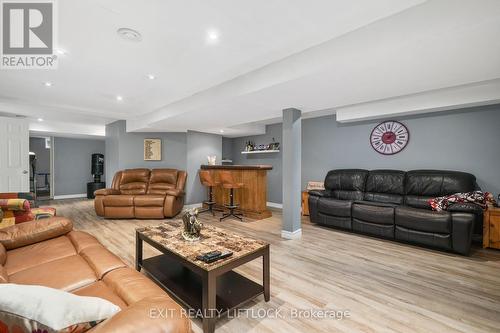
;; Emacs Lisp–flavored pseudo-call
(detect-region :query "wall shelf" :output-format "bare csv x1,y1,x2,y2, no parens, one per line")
241,150,280,154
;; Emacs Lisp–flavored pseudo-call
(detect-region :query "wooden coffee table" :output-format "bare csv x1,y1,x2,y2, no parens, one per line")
136,222,270,333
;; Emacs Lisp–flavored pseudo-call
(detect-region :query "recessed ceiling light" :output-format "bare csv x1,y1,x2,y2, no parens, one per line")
116,95,123,102
55,48,67,55
207,30,219,43
219,129,224,133
147,74,156,80
37,118,44,122
44,81,52,87
117,28,142,42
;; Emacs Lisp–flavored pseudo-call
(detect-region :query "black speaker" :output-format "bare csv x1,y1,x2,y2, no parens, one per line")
91,153,104,182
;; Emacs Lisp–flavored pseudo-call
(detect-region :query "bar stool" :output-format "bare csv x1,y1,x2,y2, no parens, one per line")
198,170,219,216
219,171,244,221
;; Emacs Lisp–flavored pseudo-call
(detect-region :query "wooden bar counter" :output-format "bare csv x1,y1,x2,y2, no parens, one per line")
200,165,273,220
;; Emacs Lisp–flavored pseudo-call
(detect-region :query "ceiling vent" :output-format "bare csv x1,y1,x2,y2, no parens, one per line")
117,28,142,42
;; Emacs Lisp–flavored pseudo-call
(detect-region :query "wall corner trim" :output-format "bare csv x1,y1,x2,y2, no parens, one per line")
281,229,302,240
267,202,283,209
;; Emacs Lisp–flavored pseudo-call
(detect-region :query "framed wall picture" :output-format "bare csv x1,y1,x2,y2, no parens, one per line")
144,138,162,161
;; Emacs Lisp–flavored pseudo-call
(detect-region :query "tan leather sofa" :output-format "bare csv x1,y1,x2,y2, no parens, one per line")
95,168,187,218
0,217,190,333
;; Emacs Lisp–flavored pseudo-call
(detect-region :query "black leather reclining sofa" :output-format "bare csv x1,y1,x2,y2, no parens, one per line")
309,169,484,255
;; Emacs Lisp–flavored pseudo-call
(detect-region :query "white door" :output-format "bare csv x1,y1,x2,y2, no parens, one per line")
0,116,29,192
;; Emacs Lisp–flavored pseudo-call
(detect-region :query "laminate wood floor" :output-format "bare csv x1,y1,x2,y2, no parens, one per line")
49,199,500,333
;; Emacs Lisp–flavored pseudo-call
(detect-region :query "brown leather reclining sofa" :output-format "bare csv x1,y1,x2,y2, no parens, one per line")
95,168,187,219
0,217,190,332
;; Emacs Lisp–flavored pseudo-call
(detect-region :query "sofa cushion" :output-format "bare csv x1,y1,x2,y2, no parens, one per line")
73,281,128,309
119,169,150,195
120,169,150,184
134,195,165,207
324,169,368,201
67,231,102,253
317,198,352,217
119,182,148,195
404,170,476,209
5,236,76,275
103,267,166,306
150,169,178,185
395,206,451,234
147,183,176,195
8,255,97,291
103,195,134,207
364,170,405,205
352,201,395,225
80,246,126,279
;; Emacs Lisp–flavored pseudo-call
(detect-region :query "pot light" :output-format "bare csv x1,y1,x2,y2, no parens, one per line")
55,48,67,55
116,95,123,102
206,30,219,43
219,129,224,133
44,81,52,87
37,118,44,122
147,74,156,80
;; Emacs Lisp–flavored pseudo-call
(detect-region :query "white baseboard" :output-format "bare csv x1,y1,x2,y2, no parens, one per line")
281,228,302,240
184,203,203,210
267,202,283,209
53,194,87,200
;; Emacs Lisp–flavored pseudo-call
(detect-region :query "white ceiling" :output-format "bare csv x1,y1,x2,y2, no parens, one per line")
1,0,499,137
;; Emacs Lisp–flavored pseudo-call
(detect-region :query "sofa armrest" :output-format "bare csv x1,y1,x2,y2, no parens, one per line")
94,188,121,196
89,296,190,333
447,202,484,215
165,189,185,197
0,217,73,250
308,190,330,198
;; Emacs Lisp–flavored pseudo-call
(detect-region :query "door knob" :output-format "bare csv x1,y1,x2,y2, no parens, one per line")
22,170,28,174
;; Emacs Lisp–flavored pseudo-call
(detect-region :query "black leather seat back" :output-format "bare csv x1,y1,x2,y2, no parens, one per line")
364,170,405,204
404,170,477,209
324,169,368,201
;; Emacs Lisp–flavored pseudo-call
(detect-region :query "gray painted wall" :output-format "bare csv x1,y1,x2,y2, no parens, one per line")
54,137,105,196
227,105,500,204
222,137,233,161
105,122,222,204
105,120,187,185
230,123,283,204
186,131,222,205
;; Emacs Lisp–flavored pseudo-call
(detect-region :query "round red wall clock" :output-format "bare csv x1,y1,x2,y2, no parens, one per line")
370,120,409,155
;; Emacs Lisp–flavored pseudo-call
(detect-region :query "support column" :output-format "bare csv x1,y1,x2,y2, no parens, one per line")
282,108,302,239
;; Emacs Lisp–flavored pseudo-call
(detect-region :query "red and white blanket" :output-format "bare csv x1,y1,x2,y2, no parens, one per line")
428,191,495,212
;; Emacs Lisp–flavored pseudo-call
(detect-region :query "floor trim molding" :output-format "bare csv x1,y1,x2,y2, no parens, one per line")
281,228,302,239
184,203,203,210
267,202,283,209
53,194,87,200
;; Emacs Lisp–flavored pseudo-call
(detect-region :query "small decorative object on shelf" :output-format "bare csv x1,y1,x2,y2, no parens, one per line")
242,138,280,154
245,141,255,152
181,208,203,242
207,155,216,165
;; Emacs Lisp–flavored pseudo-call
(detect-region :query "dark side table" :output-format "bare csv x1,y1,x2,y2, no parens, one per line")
87,182,105,199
